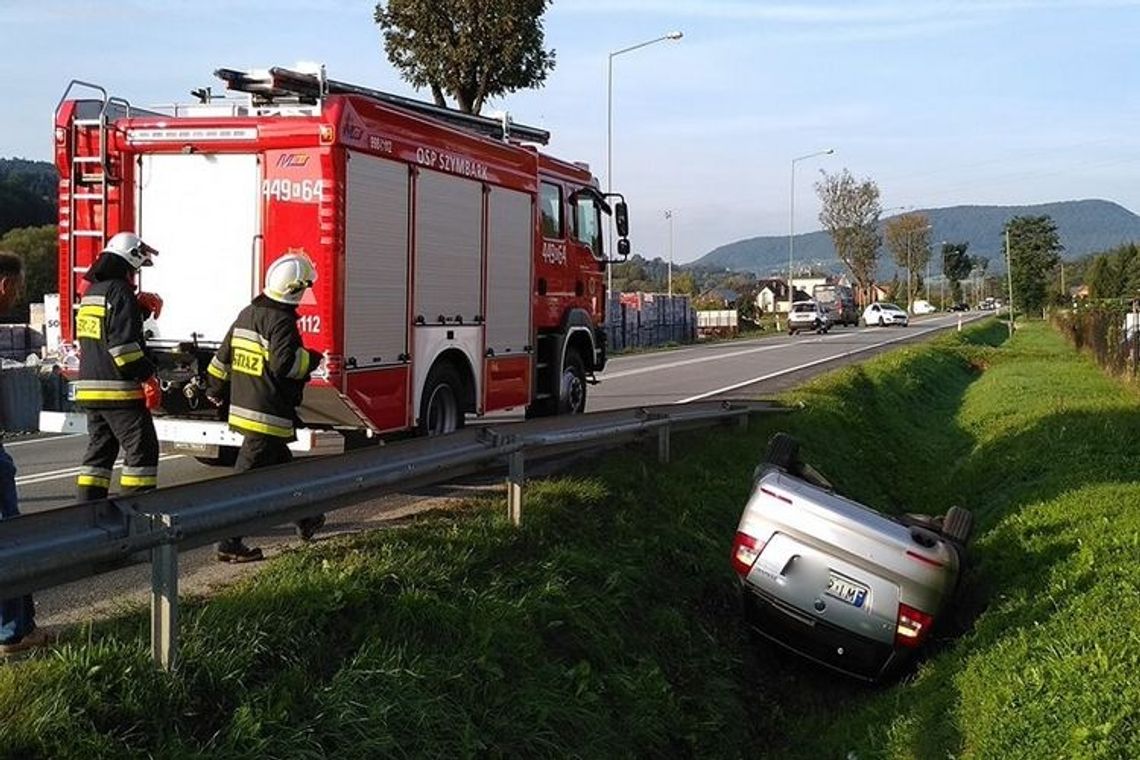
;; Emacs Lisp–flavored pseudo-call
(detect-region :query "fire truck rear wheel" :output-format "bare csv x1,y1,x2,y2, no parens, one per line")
419,362,467,437
560,348,587,414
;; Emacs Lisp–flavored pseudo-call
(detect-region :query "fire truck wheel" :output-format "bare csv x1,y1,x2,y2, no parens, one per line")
419,362,467,437
560,348,587,414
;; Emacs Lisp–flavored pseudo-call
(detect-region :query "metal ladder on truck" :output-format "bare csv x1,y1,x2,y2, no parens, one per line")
213,65,552,145
55,81,135,294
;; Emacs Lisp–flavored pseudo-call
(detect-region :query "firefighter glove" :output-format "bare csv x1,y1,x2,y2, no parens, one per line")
142,376,162,411
138,291,164,319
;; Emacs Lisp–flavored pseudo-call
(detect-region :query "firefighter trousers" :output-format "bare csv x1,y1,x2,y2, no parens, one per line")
217,434,325,553
77,407,159,501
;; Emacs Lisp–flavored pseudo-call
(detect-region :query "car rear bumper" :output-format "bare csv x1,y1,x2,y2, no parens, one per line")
741,585,903,681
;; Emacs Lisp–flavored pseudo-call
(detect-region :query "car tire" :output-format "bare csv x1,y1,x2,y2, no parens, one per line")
879,316,886,327
764,432,800,471
942,505,974,545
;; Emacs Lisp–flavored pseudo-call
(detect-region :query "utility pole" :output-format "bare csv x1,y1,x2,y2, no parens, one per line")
665,209,674,297
1005,229,1015,337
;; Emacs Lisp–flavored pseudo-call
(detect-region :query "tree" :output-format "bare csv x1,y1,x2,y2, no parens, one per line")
1086,254,1118,299
375,0,556,115
815,169,881,306
1004,215,1063,314
941,242,971,303
883,212,931,307
671,271,696,296
0,225,57,321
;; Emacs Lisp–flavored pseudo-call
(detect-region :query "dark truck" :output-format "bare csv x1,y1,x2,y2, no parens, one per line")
813,284,859,327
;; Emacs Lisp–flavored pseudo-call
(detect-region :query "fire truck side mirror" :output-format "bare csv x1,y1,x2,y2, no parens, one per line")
615,201,630,238
617,238,631,258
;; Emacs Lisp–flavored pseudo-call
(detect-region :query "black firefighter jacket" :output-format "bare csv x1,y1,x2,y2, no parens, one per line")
75,278,155,409
207,295,321,440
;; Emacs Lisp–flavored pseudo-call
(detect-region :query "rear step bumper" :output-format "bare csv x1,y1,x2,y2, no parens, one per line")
38,411,344,455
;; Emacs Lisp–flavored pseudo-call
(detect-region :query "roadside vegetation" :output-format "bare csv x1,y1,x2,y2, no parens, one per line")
2,319,1138,758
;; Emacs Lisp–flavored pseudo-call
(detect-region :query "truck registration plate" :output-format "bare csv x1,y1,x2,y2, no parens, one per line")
826,573,868,608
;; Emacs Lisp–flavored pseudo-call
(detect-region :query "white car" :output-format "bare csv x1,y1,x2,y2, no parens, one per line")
788,300,831,335
911,299,936,315
863,302,909,327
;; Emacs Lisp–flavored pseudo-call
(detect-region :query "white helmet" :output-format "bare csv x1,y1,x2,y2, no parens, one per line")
264,253,317,305
102,231,158,269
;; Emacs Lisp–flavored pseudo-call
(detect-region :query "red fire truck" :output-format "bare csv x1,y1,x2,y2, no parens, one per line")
42,66,630,460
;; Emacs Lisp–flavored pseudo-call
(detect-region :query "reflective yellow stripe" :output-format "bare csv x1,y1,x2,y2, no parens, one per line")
231,337,268,356
77,474,111,488
229,414,293,438
75,388,144,401
112,351,145,367
286,347,311,380
120,475,157,487
207,355,230,380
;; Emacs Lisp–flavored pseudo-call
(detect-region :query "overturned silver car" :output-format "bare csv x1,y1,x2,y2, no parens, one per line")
731,433,972,681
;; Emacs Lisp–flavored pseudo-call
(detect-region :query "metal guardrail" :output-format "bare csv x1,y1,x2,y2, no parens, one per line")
0,401,781,669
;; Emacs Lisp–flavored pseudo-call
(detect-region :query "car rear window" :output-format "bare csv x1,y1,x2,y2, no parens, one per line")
793,303,815,313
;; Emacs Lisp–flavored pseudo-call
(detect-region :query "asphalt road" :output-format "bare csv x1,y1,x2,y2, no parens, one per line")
7,312,986,627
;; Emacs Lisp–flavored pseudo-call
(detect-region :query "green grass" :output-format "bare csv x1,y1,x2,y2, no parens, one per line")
2,319,1139,758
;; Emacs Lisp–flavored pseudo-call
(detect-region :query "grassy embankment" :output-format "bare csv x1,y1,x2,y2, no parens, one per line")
2,320,1138,758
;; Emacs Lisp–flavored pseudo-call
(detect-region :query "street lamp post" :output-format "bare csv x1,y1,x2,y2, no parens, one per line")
788,148,835,313
665,209,674,297
606,31,683,299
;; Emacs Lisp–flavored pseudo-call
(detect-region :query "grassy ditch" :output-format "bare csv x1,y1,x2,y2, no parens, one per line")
2,319,1138,758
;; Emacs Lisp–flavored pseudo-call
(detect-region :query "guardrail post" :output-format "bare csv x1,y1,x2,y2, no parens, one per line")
151,513,179,672
507,450,524,526
737,411,749,430
658,424,671,463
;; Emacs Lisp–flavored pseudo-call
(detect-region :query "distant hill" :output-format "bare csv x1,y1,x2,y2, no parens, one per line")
0,158,58,236
692,200,1140,275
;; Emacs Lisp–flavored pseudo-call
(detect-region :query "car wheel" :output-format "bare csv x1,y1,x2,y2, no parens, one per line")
942,506,974,545
764,432,800,471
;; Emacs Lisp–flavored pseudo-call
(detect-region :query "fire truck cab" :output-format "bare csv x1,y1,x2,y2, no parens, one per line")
43,66,630,460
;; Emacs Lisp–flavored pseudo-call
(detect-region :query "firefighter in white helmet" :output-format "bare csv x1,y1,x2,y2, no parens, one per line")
206,252,325,563
75,232,164,501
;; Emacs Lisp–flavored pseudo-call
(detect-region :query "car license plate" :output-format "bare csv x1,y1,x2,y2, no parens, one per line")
826,573,868,608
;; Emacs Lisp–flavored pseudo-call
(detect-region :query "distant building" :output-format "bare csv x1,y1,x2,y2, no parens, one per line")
756,278,810,313
698,287,741,308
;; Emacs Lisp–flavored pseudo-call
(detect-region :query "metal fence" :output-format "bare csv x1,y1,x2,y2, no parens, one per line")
0,400,781,670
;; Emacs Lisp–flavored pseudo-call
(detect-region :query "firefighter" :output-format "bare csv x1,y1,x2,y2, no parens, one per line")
206,253,326,563
75,232,163,502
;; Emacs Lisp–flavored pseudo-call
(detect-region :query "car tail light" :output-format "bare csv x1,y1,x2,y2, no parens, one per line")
894,603,934,648
730,531,764,578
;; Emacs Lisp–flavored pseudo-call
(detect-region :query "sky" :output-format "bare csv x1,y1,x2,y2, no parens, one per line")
2,0,1139,264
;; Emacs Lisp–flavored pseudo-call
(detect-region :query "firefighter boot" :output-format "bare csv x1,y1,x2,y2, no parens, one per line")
216,538,264,564
295,514,326,542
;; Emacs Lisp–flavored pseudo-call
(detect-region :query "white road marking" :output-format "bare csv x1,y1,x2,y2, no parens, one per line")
15,453,184,486
2,434,82,447
677,322,952,403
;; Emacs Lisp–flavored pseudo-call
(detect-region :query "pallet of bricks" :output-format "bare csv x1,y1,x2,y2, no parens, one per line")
606,293,695,351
